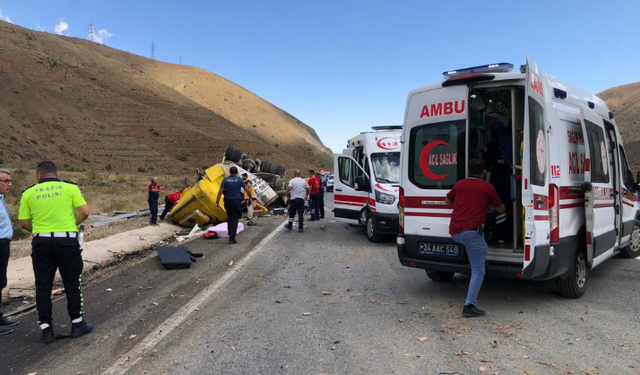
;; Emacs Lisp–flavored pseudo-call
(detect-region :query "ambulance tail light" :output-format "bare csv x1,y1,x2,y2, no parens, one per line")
549,184,559,243
398,186,405,234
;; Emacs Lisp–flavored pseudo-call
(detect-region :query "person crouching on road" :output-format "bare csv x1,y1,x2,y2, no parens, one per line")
445,159,505,318
18,161,93,343
241,173,258,226
285,170,309,232
307,170,320,221
216,166,248,244
0,168,20,336
148,177,164,225
159,190,181,221
315,171,325,219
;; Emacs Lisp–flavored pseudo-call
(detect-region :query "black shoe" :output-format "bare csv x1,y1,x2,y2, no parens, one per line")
70,321,93,338
285,223,292,231
228,239,237,244
462,305,486,318
41,326,55,344
0,326,14,336
299,228,304,233
309,218,316,221
0,316,19,327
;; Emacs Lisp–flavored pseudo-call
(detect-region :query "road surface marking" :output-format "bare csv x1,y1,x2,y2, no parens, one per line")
103,221,287,375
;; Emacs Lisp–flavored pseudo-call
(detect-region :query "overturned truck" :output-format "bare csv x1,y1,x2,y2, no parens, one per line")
167,146,286,227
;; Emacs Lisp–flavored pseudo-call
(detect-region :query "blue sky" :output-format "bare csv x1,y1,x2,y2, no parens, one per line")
1,0,639,153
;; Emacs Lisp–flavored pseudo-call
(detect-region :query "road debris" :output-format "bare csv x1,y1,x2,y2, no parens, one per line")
302,312,313,316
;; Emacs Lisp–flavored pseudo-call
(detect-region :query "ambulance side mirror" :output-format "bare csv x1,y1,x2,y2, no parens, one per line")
354,176,370,192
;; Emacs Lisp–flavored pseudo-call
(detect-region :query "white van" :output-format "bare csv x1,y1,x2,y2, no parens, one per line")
333,126,402,242
397,57,640,297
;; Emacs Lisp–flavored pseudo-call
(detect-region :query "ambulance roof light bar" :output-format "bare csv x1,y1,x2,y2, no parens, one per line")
443,63,514,80
371,125,403,131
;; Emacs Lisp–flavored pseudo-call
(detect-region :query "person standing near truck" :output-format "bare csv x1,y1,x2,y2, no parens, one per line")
285,170,309,232
18,161,93,343
308,170,320,221
0,168,19,336
315,171,325,219
216,167,248,244
159,190,181,221
241,173,258,226
148,177,164,225
445,159,505,318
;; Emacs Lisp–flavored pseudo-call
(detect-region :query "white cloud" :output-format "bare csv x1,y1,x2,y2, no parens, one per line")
0,9,13,23
54,19,69,35
89,28,113,44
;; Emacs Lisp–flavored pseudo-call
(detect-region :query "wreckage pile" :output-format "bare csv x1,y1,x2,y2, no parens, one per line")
167,146,287,227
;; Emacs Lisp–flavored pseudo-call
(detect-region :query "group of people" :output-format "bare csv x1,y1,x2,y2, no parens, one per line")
0,162,93,342
285,169,325,232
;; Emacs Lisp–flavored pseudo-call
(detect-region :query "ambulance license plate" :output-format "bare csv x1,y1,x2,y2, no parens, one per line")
419,242,459,257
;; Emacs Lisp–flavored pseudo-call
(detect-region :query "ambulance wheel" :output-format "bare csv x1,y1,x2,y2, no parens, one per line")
426,271,455,281
621,219,640,258
556,251,588,298
366,213,382,243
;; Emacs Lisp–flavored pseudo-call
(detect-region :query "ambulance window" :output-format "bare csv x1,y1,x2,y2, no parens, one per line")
338,157,356,188
585,120,609,183
528,97,546,186
408,120,465,189
619,146,634,188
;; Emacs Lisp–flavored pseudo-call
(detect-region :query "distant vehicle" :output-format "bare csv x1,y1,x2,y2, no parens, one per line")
326,175,334,192
397,57,640,298
333,126,401,242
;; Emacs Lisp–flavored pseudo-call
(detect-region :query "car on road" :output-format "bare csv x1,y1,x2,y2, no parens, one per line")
326,174,334,192
397,57,640,298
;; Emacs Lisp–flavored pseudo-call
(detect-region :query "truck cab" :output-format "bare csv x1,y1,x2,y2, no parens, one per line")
333,126,402,242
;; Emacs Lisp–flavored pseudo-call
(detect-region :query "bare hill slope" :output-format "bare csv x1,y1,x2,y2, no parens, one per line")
599,82,640,172
0,21,332,174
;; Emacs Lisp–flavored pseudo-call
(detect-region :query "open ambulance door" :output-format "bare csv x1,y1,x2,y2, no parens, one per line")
580,108,617,267
333,153,371,224
522,56,551,278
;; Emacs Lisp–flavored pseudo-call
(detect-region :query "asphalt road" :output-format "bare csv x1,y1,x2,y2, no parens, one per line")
3,193,640,375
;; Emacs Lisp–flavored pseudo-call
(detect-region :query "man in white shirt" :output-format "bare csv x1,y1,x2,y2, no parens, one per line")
285,170,309,232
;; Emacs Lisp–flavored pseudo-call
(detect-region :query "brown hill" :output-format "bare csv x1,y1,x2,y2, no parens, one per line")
0,21,332,175
599,82,640,172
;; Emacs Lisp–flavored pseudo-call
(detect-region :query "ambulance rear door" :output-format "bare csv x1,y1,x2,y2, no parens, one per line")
333,153,370,224
581,109,617,266
522,56,551,277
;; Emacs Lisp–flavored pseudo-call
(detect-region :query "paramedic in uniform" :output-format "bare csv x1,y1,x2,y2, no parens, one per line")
148,177,164,225
18,161,93,344
241,173,258,226
285,170,309,232
445,159,505,318
216,166,248,244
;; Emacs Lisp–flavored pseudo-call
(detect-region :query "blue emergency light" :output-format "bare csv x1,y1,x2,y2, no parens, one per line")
443,63,514,80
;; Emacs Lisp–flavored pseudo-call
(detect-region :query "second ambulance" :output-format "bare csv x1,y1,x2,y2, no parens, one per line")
397,56,640,297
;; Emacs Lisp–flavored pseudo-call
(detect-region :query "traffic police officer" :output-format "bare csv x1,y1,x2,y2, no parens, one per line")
18,161,93,344
215,166,248,244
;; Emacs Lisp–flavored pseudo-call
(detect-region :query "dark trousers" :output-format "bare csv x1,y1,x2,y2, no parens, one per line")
490,164,512,241
0,239,9,315
288,198,305,229
31,237,84,325
148,198,159,224
224,198,243,241
318,190,325,219
160,196,174,220
309,194,319,220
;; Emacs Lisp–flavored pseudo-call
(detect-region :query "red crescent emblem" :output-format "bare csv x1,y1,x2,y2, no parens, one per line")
419,140,451,180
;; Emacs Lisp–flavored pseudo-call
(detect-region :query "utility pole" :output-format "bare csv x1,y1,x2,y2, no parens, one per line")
88,23,96,41
179,55,182,64
150,42,156,60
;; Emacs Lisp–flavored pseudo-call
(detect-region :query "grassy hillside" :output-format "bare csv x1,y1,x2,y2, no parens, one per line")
599,82,640,173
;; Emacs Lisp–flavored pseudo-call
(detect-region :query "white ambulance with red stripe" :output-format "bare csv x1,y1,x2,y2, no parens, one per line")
397,57,640,297
334,126,401,242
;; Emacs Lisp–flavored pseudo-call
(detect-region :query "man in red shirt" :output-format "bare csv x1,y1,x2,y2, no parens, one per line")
445,159,505,318
160,190,181,221
308,170,320,221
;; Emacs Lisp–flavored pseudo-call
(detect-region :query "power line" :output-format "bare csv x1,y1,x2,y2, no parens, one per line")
150,42,156,60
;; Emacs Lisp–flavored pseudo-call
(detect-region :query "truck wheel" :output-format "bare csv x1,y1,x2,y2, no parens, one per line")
261,161,272,173
426,271,455,281
621,219,640,258
225,146,243,162
275,165,286,177
366,215,382,243
556,251,588,298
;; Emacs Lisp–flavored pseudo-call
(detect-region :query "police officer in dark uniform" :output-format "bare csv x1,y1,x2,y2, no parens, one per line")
148,176,163,225
18,161,93,344
215,166,247,244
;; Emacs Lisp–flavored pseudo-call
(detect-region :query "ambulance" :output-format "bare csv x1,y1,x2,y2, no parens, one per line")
333,126,402,242
397,57,640,297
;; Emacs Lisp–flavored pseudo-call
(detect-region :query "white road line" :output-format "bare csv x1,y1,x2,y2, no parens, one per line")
103,221,287,375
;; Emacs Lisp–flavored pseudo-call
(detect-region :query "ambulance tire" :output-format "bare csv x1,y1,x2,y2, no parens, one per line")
556,251,588,298
366,214,382,243
620,219,640,258
426,271,455,282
